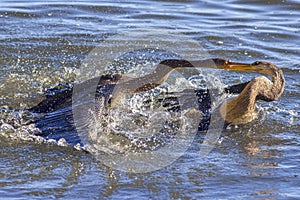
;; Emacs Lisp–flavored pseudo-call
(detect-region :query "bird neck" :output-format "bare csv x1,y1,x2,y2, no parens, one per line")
256,66,285,101
220,80,260,125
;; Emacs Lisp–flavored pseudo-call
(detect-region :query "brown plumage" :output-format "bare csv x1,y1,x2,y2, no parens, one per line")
109,59,285,125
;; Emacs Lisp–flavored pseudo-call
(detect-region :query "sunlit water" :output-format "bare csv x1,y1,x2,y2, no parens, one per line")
1,0,300,199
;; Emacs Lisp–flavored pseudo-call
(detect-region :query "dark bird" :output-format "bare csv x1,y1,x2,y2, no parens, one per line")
29,58,284,145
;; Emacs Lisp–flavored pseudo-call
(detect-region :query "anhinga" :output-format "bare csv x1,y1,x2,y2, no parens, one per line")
107,58,285,125
30,58,285,129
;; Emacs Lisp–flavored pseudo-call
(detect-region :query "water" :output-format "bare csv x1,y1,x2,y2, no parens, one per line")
1,0,300,199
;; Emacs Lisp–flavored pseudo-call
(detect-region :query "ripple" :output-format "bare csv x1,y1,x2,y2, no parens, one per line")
0,0,300,198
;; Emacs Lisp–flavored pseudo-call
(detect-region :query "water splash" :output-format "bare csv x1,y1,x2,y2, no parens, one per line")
0,64,77,109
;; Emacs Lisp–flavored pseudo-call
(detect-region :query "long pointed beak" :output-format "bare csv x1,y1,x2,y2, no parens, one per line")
222,61,256,71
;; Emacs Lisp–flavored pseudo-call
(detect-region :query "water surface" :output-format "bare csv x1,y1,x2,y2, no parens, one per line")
1,0,300,199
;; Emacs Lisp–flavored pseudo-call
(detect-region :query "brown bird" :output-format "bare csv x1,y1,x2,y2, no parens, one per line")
28,58,285,145
108,59,285,125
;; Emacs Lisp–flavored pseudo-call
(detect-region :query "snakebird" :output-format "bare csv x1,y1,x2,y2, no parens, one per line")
30,58,284,127
107,59,285,125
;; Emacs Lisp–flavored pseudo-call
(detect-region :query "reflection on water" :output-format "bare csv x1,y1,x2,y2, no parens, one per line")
1,0,300,199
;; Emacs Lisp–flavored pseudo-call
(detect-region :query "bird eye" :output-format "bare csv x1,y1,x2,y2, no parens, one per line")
252,61,262,65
